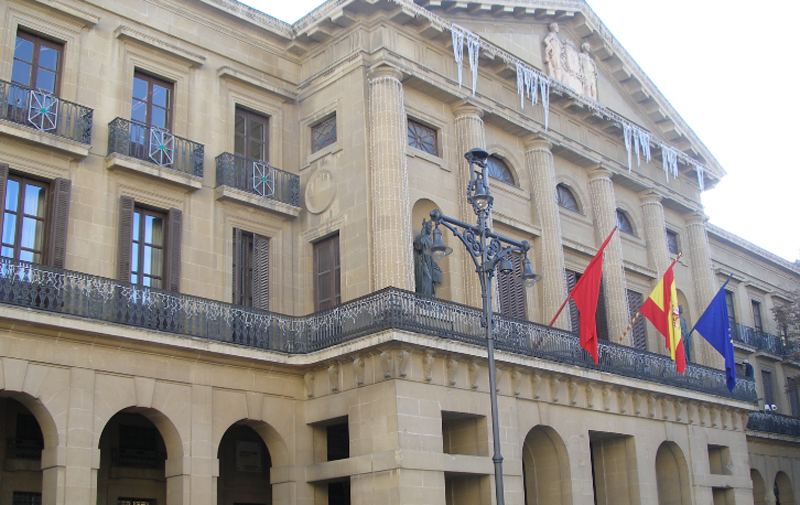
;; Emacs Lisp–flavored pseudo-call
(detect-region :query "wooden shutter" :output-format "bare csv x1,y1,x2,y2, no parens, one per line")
232,227,243,305
45,178,71,268
314,234,340,311
762,370,774,405
626,290,647,350
0,164,8,250
164,208,182,292
498,253,525,319
565,270,580,333
595,278,609,341
252,234,269,311
117,196,135,282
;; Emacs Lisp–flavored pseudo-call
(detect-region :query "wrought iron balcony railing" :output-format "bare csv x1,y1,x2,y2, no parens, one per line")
107,118,204,177
215,152,300,207
6,438,43,460
0,259,757,402
747,411,800,437
731,322,785,355
0,79,93,144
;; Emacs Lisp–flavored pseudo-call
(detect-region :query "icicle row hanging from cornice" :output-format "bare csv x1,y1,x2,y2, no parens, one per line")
385,0,711,190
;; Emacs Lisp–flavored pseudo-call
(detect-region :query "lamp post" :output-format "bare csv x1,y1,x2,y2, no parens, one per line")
425,148,541,505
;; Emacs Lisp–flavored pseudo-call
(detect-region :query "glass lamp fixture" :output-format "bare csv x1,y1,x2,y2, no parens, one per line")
521,257,542,287
425,225,453,261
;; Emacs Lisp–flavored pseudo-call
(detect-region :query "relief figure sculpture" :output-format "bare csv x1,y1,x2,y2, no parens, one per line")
414,219,443,296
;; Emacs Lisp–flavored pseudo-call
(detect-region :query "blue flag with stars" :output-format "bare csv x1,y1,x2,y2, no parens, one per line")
692,279,736,393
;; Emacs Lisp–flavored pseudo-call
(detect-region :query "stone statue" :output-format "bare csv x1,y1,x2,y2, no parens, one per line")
413,219,442,296
579,43,598,100
679,305,692,363
543,22,564,82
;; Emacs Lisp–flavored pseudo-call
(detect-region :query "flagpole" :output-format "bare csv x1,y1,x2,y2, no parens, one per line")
617,252,681,344
548,226,617,327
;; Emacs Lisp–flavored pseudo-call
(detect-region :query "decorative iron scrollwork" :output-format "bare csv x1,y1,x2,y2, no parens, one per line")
148,128,174,166
253,161,275,197
27,90,58,132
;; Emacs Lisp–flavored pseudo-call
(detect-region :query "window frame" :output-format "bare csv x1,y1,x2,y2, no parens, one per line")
1,174,48,264
313,233,341,312
12,30,64,96
666,230,679,255
311,114,337,154
234,106,270,162
486,155,515,186
232,227,269,310
615,209,636,236
407,118,438,156
556,184,580,213
131,71,174,132
130,206,166,289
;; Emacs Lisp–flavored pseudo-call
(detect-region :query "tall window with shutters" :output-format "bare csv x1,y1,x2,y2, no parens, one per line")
762,370,775,407
564,269,609,340
752,300,764,332
117,196,182,292
235,107,269,161
497,253,525,319
314,234,340,311
0,164,71,268
626,290,647,350
232,228,269,310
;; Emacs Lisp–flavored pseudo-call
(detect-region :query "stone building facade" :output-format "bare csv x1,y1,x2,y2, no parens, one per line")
0,0,798,505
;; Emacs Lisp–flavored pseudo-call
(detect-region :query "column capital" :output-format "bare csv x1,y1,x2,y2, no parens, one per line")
588,164,612,182
368,64,403,82
685,212,708,226
638,190,663,206
452,101,484,119
524,135,553,152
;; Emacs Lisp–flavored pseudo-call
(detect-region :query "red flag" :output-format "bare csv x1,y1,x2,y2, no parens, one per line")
639,262,686,373
566,228,616,364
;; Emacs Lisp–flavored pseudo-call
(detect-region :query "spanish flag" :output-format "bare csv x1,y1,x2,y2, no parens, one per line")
639,260,686,373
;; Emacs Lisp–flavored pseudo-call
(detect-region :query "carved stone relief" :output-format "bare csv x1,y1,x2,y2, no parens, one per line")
304,372,315,398
542,22,598,100
531,372,542,399
446,357,458,386
353,356,365,387
423,352,435,383
397,350,410,378
550,376,561,403
380,351,393,379
586,384,595,409
327,363,339,393
469,361,480,390
647,396,656,418
568,380,578,406
512,370,522,397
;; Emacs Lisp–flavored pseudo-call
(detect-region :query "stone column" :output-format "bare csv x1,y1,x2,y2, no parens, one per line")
368,66,414,291
587,166,628,343
685,213,724,368
639,191,670,354
452,103,486,308
525,138,568,328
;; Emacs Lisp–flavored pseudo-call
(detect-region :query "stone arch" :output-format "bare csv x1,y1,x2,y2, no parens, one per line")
522,425,572,505
1,392,59,449
217,422,273,505
775,471,795,505
655,441,690,505
751,468,767,505
554,177,587,215
99,406,184,460
485,144,523,187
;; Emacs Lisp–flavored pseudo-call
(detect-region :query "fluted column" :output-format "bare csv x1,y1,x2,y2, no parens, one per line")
587,166,628,342
686,213,724,368
368,66,414,291
639,191,670,354
525,138,568,328
453,103,486,308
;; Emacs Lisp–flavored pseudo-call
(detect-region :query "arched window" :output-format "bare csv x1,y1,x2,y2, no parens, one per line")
556,184,579,213
485,155,515,186
616,209,635,235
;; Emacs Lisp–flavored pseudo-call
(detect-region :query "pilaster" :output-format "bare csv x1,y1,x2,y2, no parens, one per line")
638,191,670,354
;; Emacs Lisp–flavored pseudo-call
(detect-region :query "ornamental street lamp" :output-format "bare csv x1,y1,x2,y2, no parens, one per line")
425,148,542,505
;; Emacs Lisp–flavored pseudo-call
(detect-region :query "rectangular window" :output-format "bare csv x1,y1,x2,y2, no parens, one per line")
498,253,525,320
762,370,774,406
13,492,41,505
724,291,737,333
407,119,438,155
235,106,269,162
117,196,182,292
314,234,340,311
233,228,269,310
788,378,800,418
666,230,679,255
752,300,763,332
626,290,647,350
0,165,71,267
311,115,337,153
130,72,173,162
12,31,62,95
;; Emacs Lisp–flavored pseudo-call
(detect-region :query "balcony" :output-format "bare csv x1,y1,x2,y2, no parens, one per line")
731,323,786,355
0,259,756,402
0,79,93,157
215,152,300,217
747,412,800,438
106,118,204,190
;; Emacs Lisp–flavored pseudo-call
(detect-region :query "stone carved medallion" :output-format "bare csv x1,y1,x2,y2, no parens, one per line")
543,22,598,100
305,169,336,214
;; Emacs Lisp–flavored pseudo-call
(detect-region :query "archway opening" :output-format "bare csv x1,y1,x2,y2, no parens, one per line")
751,469,767,505
522,425,571,505
655,441,690,505
217,423,272,505
775,471,795,505
96,411,169,505
1,398,45,505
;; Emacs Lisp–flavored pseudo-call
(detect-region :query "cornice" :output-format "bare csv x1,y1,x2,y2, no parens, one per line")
706,224,800,276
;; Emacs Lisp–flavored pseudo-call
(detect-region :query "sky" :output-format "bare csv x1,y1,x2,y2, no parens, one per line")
247,0,800,263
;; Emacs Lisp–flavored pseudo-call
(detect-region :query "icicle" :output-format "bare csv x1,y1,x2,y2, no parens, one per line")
539,77,551,130
451,26,464,89
623,123,633,172
633,127,641,166
661,146,678,183
516,63,524,108
467,32,480,96
695,163,705,192
528,69,539,106
638,130,651,164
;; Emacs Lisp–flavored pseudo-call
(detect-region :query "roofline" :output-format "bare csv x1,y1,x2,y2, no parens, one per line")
706,223,800,276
